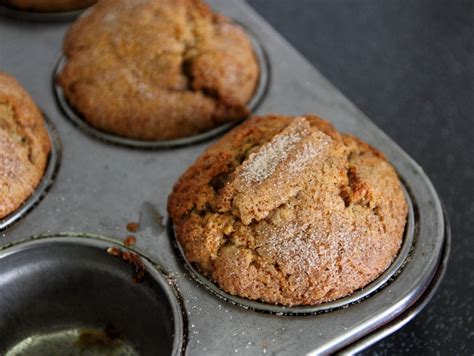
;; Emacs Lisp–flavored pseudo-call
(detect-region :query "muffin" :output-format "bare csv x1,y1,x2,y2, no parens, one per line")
56,0,260,141
168,114,408,306
0,73,51,219
2,0,96,12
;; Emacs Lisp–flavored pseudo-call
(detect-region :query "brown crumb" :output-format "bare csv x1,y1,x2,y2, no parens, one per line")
106,246,121,257
126,222,139,233
124,235,136,247
107,247,146,283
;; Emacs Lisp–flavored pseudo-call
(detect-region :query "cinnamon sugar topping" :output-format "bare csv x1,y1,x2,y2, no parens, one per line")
240,117,311,183
168,114,408,305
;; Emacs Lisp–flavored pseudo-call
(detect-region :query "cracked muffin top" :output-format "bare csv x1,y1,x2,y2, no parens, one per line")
0,72,51,219
2,0,96,12
168,114,408,306
56,0,260,141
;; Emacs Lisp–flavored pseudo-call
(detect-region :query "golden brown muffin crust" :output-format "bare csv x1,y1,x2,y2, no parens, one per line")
0,72,51,219
57,0,260,140
3,0,96,12
168,114,408,306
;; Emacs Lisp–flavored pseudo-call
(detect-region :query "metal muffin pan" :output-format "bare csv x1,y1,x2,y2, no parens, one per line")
0,0,448,354
0,118,61,231
53,22,270,148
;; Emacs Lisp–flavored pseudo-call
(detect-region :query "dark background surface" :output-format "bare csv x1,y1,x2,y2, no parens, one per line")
246,0,473,354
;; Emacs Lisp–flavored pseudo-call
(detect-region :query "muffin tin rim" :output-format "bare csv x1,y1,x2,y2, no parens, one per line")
0,232,187,356
0,3,88,22
52,20,270,149
167,179,416,315
341,204,450,353
0,117,61,231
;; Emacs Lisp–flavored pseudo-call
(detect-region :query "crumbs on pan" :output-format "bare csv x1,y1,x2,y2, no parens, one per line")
107,246,145,283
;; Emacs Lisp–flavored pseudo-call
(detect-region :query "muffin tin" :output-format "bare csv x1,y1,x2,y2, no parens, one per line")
0,0,449,354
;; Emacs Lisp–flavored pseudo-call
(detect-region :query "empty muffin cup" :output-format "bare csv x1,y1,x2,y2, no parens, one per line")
0,118,61,231
169,182,416,315
53,23,269,148
0,235,185,355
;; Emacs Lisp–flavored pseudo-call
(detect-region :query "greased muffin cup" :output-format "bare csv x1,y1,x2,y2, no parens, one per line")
0,235,185,355
0,0,448,354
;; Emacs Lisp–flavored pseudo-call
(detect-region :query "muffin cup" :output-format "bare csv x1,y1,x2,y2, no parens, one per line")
168,181,416,315
0,234,185,355
0,117,61,231
53,23,269,149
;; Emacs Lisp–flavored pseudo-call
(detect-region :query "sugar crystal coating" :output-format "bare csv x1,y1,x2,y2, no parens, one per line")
168,114,408,306
57,0,260,140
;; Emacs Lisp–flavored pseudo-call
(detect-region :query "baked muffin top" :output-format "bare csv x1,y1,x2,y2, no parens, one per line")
57,0,260,141
168,114,408,306
0,72,51,219
2,0,96,12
